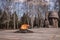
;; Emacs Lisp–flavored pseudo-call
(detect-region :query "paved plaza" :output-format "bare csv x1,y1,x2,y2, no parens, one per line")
0,28,60,40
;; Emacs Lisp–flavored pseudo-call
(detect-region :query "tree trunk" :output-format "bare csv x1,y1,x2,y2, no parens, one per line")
17,22,18,29
14,14,16,29
31,15,35,28
45,12,49,28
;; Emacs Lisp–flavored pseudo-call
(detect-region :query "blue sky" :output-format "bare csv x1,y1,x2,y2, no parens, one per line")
0,0,28,18
0,0,59,19
48,0,59,11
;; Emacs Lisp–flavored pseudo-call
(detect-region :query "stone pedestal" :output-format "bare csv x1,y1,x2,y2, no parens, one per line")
52,19,58,28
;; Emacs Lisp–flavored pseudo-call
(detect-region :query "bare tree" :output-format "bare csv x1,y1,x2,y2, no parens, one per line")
3,0,12,29
30,15,35,28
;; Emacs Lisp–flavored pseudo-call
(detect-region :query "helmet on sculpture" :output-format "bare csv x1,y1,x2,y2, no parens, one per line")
49,11,59,19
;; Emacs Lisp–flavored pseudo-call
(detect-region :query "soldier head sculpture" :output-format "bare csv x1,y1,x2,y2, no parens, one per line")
49,11,59,28
44,0,59,28
48,0,59,28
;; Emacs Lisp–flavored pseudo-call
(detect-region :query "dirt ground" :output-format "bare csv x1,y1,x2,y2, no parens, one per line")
0,28,60,40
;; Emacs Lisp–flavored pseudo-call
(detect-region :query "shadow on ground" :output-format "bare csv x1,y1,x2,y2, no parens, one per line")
14,30,34,33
